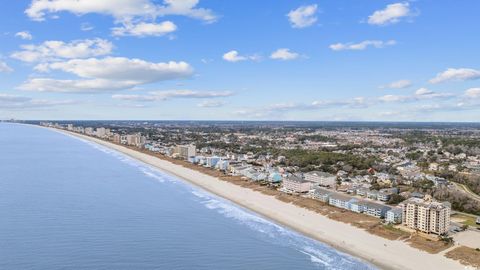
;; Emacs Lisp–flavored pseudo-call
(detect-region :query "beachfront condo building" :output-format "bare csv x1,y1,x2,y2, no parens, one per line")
328,193,351,209
124,134,146,148
85,127,94,135
304,171,337,188
399,197,451,235
96,127,106,138
282,175,313,193
175,144,196,159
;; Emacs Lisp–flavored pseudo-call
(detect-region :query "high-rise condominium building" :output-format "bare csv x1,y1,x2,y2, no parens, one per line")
399,196,451,235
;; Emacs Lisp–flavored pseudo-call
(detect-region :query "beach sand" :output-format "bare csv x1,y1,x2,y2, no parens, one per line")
60,130,469,270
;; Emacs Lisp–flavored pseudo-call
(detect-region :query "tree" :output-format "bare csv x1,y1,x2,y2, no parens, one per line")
387,194,406,205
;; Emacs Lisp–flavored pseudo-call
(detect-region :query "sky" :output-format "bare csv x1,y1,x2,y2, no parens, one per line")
0,0,480,121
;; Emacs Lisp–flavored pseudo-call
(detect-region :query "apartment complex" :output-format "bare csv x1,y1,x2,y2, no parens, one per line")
304,171,337,188
282,175,313,193
399,197,451,235
174,144,196,159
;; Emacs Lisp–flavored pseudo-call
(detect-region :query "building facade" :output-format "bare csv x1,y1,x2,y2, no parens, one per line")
175,145,196,159
304,171,337,187
399,197,451,235
282,175,313,193
386,208,403,224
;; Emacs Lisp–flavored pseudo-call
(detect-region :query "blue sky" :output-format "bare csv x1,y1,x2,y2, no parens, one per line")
0,0,479,121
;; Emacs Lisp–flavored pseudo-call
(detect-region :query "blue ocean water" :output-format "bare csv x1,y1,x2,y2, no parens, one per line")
0,123,376,270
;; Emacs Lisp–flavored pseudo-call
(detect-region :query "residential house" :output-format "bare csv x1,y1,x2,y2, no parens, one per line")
356,187,369,197
367,190,379,200
378,187,399,202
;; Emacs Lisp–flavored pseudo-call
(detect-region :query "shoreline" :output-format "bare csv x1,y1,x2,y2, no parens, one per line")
54,128,468,270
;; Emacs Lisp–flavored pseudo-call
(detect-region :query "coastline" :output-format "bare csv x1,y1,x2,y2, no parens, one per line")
55,128,468,270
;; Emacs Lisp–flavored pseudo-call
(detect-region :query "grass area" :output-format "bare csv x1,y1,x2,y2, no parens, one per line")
367,224,410,240
407,235,454,254
445,246,480,268
451,213,480,229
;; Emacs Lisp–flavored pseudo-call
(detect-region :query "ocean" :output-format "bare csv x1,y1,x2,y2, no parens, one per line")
0,123,376,270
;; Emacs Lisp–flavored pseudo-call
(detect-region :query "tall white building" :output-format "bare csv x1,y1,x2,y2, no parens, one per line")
85,127,94,135
96,127,106,138
399,197,451,235
126,134,146,147
174,145,196,159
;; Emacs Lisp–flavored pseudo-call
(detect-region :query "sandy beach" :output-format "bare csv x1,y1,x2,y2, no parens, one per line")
59,129,469,270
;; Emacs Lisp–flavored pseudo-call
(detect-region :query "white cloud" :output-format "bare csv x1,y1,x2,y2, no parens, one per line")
429,68,480,84
368,2,412,25
0,93,74,109
414,87,432,96
11,38,113,63
330,40,396,51
15,31,33,40
26,0,155,21
380,79,412,89
113,90,234,101
223,50,259,62
378,94,411,103
465,88,480,98
26,0,217,23
235,97,372,119
270,48,300,61
112,21,177,37
157,0,217,23
287,4,317,28
415,103,474,113
18,78,138,93
19,57,193,93
379,88,454,102
197,100,225,108
0,61,13,72
111,94,157,102
151,89,233,100
38,57,193,83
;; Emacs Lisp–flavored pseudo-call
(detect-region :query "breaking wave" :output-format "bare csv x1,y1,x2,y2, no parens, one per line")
190,189,375,270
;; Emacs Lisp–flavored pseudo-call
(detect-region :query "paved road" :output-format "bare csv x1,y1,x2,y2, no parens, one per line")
452,182,480,202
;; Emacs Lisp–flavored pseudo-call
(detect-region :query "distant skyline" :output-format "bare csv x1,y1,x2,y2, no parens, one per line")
1,0,480,121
